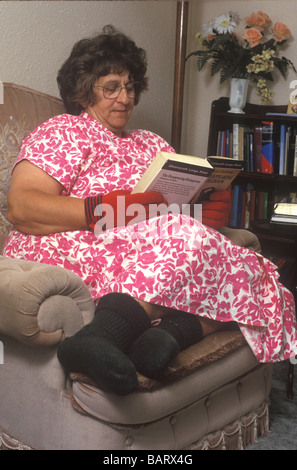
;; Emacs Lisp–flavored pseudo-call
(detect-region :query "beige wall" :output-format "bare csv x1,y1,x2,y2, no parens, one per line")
182,0,297,156
1,1,296,155
0,1,176,143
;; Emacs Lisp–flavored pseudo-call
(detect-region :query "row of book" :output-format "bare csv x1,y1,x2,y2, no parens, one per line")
217,121,297,176
229,185,297,229
229,184,268,229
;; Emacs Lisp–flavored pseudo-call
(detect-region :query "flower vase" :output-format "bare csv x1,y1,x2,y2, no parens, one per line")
228,78,249,114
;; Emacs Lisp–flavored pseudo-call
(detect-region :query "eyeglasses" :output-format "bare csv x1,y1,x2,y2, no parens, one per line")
94,81,141,99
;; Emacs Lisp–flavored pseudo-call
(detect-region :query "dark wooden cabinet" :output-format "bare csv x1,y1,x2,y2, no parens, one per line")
207,97,297,302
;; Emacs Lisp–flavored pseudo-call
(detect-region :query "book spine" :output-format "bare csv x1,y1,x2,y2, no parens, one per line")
249,132,254,172
232,123,239,159
231,185,240,226
279,124,286,175
238,126,245,161
229,132,233,158
225,130,230,157
221,131,226,156
287,127,296,176
261,121,274,173
216,131,222,155
294,134,297,176
253,126,262,172
284,128,290,175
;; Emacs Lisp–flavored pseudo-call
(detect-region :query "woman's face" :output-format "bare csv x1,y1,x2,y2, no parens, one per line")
85,70,135,137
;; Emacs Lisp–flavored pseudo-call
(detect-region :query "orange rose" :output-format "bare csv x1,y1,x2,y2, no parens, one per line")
273,22,291,42
242,27,263,48
245,11,271,30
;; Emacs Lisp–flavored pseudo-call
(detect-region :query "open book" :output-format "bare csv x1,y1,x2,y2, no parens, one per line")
132,152,243,208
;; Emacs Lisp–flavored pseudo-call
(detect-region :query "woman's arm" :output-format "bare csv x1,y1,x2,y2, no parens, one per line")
7,160,88,235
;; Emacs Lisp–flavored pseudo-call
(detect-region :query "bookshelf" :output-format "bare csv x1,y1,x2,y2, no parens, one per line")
207,98,297,303
207,97,297,224
208,97,297,398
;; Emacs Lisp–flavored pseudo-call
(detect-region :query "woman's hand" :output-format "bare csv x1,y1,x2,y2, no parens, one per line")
85,190,167,231
202,190,232,229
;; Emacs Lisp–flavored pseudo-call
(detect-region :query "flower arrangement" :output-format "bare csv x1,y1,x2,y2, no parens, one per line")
186,11,296,103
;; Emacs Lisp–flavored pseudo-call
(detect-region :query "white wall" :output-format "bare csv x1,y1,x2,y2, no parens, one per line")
182,0,297,156
0,1,177,143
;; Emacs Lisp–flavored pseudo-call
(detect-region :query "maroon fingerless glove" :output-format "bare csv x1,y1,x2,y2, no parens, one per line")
84,190,167,232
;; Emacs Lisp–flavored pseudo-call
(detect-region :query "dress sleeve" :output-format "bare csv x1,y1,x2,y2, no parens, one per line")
14,115,90,194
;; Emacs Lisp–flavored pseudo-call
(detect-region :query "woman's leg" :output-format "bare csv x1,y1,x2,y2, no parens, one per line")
130,299,225,378
136,299,224,336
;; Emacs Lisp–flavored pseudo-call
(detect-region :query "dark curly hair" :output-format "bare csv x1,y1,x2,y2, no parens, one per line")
57,25,148,115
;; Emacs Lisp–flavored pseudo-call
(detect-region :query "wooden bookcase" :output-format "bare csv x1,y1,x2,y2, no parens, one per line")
207,97,297,303
208,97,297,398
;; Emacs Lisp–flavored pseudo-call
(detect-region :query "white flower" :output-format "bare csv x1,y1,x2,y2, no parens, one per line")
214,13,236,34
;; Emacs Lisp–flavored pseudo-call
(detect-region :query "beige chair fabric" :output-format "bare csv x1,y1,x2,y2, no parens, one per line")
0,84,94,346
0,82,65,251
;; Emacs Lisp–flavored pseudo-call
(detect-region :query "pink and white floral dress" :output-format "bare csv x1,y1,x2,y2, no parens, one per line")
3,112,297,363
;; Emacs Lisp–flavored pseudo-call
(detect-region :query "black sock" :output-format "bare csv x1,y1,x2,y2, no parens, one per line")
57,293,151,395
129,310,203,379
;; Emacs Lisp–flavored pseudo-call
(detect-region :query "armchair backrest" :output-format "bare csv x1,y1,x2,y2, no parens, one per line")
0,82,65,251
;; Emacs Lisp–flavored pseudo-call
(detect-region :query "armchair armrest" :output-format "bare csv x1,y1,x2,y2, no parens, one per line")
0,256,95,346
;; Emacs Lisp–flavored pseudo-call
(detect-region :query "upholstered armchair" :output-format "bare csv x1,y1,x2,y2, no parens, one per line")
0,83,272,450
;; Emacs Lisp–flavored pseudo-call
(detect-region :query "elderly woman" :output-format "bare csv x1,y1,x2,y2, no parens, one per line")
3,26,297,395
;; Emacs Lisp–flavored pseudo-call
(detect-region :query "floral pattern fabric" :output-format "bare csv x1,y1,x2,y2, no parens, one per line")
3,112,297,363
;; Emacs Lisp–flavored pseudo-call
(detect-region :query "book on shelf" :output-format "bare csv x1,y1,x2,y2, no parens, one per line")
270,214,297,224
278,124,286,175
253,126,262,173
274,201,297,215
287,127,297,176
266,112,297,118
270,199,297,224
232,123,239,159
261,121,275,173
132,152,243,208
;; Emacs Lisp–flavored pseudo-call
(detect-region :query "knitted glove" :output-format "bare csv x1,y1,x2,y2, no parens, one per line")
85,190,167,232
202,190,232,229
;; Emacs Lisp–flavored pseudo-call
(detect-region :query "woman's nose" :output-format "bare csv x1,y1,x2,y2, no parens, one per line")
116,87,131,103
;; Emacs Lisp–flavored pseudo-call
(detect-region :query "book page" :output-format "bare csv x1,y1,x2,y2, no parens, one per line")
191,166,242,204
144,168,210,207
